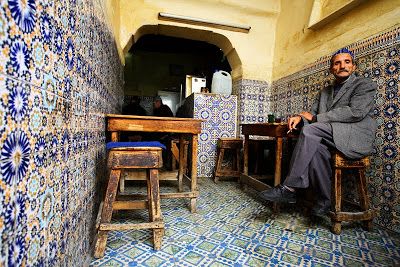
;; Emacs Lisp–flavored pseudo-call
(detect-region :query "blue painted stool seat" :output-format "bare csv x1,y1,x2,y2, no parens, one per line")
106,141,166,150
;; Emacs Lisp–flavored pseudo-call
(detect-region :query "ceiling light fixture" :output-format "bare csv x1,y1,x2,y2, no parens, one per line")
158,12,251,32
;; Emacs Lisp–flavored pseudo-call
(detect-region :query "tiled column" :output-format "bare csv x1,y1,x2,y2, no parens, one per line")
185,93,238,178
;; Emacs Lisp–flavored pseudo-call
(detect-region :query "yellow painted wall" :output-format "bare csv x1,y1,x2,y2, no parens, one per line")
104,0,125,64
118,0,280,81
273,0,400,80
320,0,354,18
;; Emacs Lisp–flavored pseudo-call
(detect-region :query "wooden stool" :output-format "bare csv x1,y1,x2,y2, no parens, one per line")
330,151,375,235
215,138,243,182
94,146,165,258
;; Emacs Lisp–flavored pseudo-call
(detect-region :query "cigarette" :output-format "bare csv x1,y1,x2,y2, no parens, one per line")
287,129,292,134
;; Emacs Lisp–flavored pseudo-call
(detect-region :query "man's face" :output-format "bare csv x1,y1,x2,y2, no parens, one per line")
154,100,161,109
330,53,356,81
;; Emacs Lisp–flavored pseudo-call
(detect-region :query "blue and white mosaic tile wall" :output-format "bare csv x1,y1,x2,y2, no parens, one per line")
0,0,124,266
233,79,271,125
271,26,400,233
186,93,238,178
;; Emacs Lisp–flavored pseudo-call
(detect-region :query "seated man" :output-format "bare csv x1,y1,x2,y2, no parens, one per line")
151,96,174,169
150,96,174,141
259,48,377,216
121,96,147,141
123,96,147,116
153,96,173,117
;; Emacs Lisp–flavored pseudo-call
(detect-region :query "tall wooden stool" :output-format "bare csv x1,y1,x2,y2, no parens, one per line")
215,138,243,183
94,143,165,258
330,151,375,235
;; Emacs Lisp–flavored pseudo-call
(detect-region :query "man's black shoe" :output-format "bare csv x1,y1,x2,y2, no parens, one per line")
258,185,296,204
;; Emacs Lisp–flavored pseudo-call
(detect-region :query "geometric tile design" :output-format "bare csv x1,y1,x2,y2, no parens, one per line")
233,79,271,125
1,2,399,267
185,93,238,178
90,179,400,266
0,1,123,266
270,26,400,233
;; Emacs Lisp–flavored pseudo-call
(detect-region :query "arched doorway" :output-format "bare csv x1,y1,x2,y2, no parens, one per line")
125,24,242,78
122,24,242,116
120,25,242,178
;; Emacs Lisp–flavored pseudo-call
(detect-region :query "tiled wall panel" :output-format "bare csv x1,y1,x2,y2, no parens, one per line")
0,0,123,266
184,93,238,177
233,79,271,125
271,26,400,233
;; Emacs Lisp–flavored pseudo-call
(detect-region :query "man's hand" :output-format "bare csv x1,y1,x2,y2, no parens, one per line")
299,112,314,121
288,116,302,131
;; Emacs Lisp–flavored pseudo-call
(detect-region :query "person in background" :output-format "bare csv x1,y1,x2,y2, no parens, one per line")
175,103,190,118
258,48,377,217
122,96,147,116
121,96,147,141
151,96,174,168
153,96,173,117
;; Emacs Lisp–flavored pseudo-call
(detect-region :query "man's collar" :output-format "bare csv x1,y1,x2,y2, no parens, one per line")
333,74,354,86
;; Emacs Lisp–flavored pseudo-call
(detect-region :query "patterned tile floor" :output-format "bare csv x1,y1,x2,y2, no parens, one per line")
90,179,400,267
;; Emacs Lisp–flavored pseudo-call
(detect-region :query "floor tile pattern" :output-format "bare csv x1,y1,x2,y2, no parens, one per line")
90,179,400,267
270,26,400,233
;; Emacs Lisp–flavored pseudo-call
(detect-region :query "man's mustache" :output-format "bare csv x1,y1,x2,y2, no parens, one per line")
338,69,349,73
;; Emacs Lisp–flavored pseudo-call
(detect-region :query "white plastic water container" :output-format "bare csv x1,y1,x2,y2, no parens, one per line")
211,71,232,95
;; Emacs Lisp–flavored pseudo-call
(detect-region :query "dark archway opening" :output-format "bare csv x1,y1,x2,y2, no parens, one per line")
123,34,231,115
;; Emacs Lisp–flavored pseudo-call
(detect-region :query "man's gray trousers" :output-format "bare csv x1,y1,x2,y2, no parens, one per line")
283,122,336,208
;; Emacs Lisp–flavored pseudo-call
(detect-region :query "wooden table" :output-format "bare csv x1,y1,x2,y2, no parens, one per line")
106,114,202,212
240,123,294,192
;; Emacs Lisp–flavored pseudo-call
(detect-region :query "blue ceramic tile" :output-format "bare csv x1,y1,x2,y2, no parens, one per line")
89,179,400,267
0,0,123,265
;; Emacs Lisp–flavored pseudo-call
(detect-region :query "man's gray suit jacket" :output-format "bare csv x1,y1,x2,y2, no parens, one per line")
309,74,377,159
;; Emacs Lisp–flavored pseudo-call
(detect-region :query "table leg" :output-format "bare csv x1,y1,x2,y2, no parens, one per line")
243,135,249,175
111,131,119,142
273,137,283,213
190,134,198,213
178,135,185,192
274,137,283,186
111,131,123,192
240,134,250,190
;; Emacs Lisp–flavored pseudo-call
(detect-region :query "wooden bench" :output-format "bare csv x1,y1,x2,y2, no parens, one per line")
330,151,375,234
215,138,243,182
94,146,164,258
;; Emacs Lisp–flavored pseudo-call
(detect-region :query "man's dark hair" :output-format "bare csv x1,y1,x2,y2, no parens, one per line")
154,96,162,103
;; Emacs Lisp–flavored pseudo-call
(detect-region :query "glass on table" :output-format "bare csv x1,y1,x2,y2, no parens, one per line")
275,112,282,123
267,114,275,123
